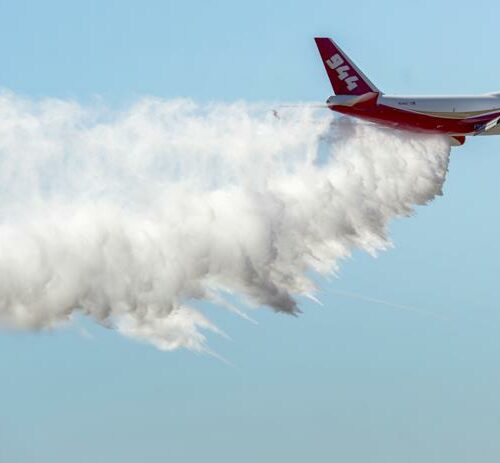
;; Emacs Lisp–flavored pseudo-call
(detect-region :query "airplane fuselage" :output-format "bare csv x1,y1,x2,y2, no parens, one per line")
315,37,500,146
328,93,500,138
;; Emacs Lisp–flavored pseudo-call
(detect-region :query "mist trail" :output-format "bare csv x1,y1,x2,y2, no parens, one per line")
0,92,451,351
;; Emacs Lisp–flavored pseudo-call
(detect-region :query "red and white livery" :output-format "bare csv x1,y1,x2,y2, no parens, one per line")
315,37,500,146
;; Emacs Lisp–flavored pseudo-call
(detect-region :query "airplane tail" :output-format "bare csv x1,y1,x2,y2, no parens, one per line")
314,37,379,96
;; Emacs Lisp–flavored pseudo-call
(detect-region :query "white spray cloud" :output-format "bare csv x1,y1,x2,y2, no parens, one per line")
0,92,450,352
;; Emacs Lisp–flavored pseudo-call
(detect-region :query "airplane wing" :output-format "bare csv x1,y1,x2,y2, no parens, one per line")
473,114,500,135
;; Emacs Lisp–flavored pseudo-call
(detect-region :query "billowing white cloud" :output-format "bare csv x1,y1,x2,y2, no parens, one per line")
0,93,450,351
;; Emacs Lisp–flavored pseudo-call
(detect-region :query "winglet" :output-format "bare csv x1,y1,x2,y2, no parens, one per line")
314,37,379,96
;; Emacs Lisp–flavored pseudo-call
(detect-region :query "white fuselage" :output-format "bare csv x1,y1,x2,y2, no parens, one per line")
382,94,500,116
327,93,500,135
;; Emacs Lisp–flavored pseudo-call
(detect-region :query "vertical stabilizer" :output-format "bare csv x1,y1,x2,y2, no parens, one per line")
315,37,379,96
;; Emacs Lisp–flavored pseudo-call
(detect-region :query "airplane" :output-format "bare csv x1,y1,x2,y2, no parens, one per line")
315,37,500,146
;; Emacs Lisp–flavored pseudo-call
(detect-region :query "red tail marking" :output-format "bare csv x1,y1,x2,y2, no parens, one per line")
315,37,378,96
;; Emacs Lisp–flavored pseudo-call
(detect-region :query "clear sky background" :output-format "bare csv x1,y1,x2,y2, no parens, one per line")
1,1,500,462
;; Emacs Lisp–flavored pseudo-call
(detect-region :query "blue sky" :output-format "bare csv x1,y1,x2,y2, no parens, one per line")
1,1,500,462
